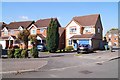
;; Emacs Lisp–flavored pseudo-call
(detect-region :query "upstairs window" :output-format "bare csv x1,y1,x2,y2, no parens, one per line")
10,30,14,35
98,28,100,33
114,38,117,40
114,34,117,36
108,34,112,38
70,27,76,34
40,28,44,33
31,29,36,35
84,27,91,33
4,31,8,35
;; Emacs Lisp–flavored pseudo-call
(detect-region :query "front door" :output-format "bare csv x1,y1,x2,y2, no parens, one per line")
73,40,77,50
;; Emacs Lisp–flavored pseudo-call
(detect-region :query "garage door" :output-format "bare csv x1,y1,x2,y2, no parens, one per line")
78,39,89,45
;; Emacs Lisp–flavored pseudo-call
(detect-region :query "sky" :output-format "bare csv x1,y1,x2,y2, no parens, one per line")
1,2,118,36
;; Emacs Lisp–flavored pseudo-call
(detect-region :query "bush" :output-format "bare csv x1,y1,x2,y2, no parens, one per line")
8,49,15,58
14,49,22,58
21,49,28,58
30,46,38,58
65,46,74,51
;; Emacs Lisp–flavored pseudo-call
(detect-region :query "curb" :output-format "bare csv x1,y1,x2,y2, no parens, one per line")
95,56,119,65
1,61,48,74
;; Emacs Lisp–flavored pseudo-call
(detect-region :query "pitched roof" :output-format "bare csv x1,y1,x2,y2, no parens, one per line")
59,27,65,37
0,22,7,30
35,18,61,28
37,34,46,40
0,36,9,40
11,36,16,39
6,21,34,29
70,34,95,39
106,29,120,35
73,14,100,26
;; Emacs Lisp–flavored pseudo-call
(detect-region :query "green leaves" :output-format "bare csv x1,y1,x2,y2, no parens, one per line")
17,29,30,49
46,18,59,53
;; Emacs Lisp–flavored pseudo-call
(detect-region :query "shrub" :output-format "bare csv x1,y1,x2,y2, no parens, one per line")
30,46,38,58
14,49,22,58
21,49,28,58
8,49,15,58
65,46,74,51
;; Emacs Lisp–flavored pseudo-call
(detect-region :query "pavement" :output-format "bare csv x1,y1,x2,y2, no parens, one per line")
1,58,48,74
1,50,119,74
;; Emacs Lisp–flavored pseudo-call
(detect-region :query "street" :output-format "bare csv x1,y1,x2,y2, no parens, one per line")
2,50,119,78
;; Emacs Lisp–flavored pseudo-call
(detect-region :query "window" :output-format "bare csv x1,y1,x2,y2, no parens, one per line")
68,40,72,45
114,34,117,36
4,31,8,35
108,34,112,38
10,30,14,35
70,27,76,33
85,30,89,32
114,38,118,40
98,28,100,33
84,27,91,33
113,42,117,46
40,28,44,33
31,29,36,35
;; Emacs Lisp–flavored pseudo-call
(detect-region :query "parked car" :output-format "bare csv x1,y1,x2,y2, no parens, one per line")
77,44,93,54
37,44,46,52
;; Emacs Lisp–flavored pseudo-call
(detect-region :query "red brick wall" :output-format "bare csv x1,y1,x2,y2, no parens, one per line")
58,30,65,50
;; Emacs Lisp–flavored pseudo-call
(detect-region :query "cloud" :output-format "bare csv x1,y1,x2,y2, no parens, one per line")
19,16,29,20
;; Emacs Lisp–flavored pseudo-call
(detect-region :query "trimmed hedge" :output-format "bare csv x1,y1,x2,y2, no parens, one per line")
30,46,38,58
8,49,15,58
14,49,22,58
21,49,28,58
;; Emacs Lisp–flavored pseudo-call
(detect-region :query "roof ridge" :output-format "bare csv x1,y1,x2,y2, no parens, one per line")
73,14,100,18
37,18,57,21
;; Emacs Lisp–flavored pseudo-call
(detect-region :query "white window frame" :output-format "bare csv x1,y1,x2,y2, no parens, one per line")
114,34,118,36
40,28,44,33
10,30,14,35
68,39,72,45
69,27,77,34
4,31,8,35
31,29,36,35
84,27,91,33
108,34,112,38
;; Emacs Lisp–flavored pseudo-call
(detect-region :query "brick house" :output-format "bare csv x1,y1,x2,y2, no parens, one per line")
105,28,120,48
0,21,35,49
65,14,103,50
27,18,65,50
0,18,65,50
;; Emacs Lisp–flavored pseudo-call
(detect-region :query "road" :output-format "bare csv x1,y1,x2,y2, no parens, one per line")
2,50,119,78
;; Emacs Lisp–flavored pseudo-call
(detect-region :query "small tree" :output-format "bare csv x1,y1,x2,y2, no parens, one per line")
46,18,59,53
29,35,37,46
17,29,30,49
